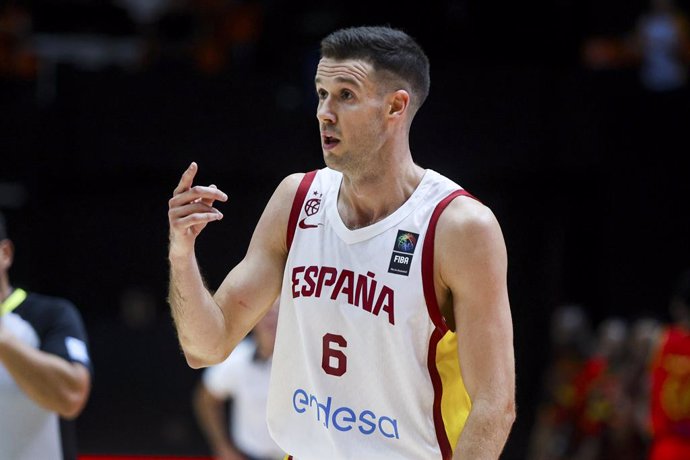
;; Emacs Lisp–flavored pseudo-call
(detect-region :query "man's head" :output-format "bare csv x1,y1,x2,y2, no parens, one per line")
316,26,430,173
320,26,430,115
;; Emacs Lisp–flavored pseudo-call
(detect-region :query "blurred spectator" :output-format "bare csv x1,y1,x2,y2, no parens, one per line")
648,269,690,460
579,316,659,460
144,0,264,75
633,0,690,93
528,310,656,460
193,297,282,460
632,0,690,165
569,317,630,460
0,2,37,79
0,211,93,460
192,0,264,75
623,316,662,446
581,0,690,88
527,304,593,460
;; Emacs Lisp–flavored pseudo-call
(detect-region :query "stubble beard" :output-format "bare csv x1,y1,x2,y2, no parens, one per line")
323,147,372,179
324,123,385,179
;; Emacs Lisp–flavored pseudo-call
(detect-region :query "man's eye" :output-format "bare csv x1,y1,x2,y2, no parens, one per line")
317,90,327,99
341,91,353,100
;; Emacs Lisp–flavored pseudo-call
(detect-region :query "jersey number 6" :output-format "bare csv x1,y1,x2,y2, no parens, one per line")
322,333,347,376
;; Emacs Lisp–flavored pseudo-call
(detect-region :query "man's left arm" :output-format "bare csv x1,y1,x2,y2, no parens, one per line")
436,197,516,460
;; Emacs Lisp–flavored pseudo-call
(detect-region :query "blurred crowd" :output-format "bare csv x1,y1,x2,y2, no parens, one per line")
0,0,267,80
527,269,690,460
4,0,690,83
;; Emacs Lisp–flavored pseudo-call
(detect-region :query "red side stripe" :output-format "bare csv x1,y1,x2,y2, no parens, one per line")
286,170,318,251
422,188,476,459
428,328,452,459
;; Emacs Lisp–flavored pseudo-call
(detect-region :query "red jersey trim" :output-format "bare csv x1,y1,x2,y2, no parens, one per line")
421,189,476,332
422,188,477,459
286,170,318,251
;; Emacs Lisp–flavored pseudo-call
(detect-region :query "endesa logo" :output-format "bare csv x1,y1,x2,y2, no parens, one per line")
292,388,400,440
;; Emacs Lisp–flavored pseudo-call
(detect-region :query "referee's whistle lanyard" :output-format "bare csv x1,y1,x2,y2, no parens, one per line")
0,287,27,317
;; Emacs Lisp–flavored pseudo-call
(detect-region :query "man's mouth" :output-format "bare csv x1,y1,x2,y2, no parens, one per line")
323,135,340,147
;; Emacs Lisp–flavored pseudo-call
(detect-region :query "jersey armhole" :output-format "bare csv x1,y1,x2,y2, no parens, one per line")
421,189,478,332
286,170,318,251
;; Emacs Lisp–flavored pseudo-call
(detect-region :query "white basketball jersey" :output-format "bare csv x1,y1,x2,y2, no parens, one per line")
267,167,474,460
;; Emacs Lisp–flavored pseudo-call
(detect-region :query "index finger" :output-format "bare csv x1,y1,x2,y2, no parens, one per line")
173,162,198,196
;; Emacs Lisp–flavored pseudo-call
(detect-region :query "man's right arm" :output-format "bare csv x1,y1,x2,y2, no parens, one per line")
167,162,302,368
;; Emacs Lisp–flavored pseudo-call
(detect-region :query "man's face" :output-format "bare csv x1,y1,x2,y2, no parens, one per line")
314,58,389,174
0,239,13,277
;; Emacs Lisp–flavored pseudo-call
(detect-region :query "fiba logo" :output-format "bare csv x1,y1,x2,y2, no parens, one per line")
388,229,419,276
299,191,323,229
304,198,321,216
396,233,417,253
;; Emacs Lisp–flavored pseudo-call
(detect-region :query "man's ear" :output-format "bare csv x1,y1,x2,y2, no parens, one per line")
388,90,410,117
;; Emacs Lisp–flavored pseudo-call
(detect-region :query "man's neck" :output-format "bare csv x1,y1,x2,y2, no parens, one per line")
338,160,425,230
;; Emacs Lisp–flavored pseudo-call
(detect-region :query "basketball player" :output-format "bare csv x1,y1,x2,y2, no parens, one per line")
193,298,283,460
0,211,93,460
648,269,690,460
168,26,516,459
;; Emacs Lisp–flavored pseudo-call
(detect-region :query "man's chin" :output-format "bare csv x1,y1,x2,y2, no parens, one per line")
322,152,342,171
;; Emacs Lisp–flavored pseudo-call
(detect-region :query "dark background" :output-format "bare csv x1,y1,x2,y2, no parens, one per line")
2,0,689,457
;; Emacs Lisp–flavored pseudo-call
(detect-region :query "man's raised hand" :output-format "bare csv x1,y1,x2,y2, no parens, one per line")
168,162,227,257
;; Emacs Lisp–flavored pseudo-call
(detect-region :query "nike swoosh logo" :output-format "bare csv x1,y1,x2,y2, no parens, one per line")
298,217,319,229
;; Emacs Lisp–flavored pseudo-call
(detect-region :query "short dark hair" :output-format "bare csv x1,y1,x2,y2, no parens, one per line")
0,211,7,241
320,26,430,113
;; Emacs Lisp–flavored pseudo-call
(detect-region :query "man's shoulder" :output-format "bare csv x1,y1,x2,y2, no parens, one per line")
434,187,504,257
440,188,493,224
279,167,335,189
275,171,309,199
272,167,340,207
